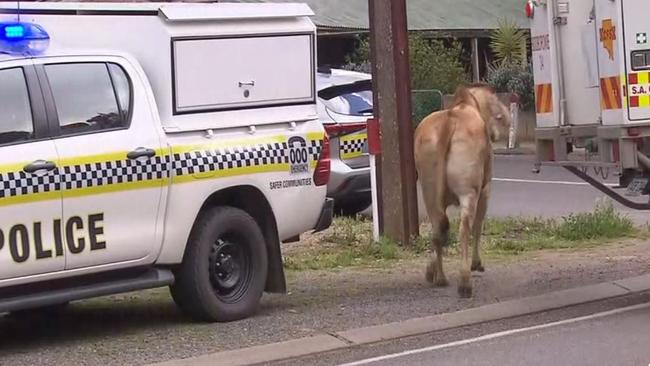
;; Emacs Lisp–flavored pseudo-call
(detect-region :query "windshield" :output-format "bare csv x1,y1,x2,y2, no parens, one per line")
319,80,373,116
324,89,373,116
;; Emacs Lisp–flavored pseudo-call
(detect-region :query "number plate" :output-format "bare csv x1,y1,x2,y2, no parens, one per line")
625,177,648,196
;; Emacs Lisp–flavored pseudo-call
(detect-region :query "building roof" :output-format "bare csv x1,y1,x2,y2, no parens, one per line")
232,0,530,36
9,0,530,36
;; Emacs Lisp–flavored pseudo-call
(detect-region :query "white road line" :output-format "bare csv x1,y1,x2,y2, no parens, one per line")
336,301,650,366
493,177,618,187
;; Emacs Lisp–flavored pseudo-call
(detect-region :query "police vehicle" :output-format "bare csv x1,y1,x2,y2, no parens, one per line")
0,2,333,322
316,67,373,216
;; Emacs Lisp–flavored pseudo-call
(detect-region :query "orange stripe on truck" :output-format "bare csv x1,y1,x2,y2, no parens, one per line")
600,76,622,110
535,84,553,114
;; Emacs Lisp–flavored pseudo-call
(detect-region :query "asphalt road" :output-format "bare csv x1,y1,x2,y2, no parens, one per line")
488,155,637,220
407,154,650,225
268,293,650,366
363,154,650,224
340,303,650,366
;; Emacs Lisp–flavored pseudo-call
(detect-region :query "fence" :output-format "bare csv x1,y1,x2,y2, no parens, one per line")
411,89,443,127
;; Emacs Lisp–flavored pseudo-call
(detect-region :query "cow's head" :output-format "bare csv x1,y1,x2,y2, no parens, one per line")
454,84,512,142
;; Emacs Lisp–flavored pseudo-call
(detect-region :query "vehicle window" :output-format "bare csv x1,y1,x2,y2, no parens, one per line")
45,63,129,135
323,88,373,116
0,68,34,145
108,63,131,120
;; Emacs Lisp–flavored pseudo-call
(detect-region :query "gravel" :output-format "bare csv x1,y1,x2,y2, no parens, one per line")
1,239,649,366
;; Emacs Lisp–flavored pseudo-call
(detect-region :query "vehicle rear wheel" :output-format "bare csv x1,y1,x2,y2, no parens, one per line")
335,197,371,217
170,206,268,322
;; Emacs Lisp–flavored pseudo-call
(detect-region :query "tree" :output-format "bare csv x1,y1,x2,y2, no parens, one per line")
489,18,527,67
344,34,468,94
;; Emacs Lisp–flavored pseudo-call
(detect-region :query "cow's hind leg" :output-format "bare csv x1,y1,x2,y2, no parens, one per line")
458,192,478,298
425,212,450,287
471,185,489,272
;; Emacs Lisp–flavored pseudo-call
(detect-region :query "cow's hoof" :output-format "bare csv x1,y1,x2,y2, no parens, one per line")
425,263,434,283
425,263,448,287
434,277,449,287
471,262,485,272
458,285,473,298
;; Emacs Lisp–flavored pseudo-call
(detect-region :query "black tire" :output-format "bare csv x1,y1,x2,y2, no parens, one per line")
335,197,371,217
170,206,268,322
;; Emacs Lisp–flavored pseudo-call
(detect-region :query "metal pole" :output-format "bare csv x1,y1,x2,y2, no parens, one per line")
368,0,384,238
471,37,480,82
370,153,380,241
368,0,419,245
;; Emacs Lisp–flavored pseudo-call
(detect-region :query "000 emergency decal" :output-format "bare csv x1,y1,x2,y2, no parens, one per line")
0,133,325,206
0,214,106,263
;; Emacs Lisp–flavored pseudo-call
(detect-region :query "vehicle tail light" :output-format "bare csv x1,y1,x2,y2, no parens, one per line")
313,133,331,186
323,122,367,138
525,0,534,18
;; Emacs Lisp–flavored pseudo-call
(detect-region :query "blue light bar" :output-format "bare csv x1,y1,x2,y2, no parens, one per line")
4,25,25,39
0,22,50,56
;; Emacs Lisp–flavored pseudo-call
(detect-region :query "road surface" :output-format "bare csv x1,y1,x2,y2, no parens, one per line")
489,155,641,220
268,294,650,366
339,303,650,366
364,154,650,225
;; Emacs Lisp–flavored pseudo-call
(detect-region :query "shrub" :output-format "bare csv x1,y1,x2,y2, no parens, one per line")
489,18,527,67
343,34,469,94
555,202,634,241
485,62,535,110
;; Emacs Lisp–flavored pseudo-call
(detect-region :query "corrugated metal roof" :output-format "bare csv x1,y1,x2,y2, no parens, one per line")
231,0,530,31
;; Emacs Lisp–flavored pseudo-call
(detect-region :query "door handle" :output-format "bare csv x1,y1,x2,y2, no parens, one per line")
24,160,57,174
127,148,156,160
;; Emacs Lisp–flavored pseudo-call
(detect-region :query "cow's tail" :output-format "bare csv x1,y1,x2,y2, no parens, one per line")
435,112,456,247
434,111,455,213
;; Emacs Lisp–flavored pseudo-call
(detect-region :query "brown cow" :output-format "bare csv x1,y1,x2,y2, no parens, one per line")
414,84,512,297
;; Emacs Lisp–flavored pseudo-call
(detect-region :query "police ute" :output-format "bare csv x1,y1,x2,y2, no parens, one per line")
0,2,333,322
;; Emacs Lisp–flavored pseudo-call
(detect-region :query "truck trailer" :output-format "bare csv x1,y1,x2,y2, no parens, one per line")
529,0,650,209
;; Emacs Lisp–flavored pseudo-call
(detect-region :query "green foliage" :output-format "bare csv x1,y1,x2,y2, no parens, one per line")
485,17,534,111
489,18,527,67
485,62,535,110
412,89,443,126
555,202,634,241
343,34,469,94
409,35,468,93
285,201,637,271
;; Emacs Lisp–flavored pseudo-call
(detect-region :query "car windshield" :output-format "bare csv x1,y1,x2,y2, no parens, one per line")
325,90,373,116
319,81,373,116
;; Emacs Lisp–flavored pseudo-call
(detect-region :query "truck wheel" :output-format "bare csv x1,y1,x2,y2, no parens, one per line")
170,206,268,322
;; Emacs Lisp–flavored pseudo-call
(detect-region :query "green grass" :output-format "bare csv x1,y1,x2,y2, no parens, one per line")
284,202,639,271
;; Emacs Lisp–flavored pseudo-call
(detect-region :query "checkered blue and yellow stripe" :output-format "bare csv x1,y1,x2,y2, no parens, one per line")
0,133,324,207
340,132,367,160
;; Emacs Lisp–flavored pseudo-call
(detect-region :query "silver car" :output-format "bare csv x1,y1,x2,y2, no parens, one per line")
316,67,372,216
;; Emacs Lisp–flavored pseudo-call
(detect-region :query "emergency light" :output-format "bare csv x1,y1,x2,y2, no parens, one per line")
0,22,50,55
525,0,535,19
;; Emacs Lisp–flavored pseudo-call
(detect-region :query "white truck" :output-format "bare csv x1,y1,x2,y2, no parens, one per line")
0,2,333,322
529,0,650,208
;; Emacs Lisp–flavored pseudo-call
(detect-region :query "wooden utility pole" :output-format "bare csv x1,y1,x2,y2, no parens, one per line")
368,0,419,245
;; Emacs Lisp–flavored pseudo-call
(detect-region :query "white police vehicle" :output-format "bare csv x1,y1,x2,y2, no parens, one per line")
316,68,373,216
0,2,332,322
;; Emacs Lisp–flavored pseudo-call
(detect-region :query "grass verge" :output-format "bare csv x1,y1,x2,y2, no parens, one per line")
284,202,641,271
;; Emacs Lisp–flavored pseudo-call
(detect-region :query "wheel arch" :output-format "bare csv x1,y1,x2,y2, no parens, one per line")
191,185,286,293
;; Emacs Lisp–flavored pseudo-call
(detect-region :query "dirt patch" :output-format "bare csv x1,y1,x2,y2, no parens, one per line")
0,239,649,366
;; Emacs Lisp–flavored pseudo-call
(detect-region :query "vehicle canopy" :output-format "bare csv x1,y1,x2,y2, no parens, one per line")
0,2,318,132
